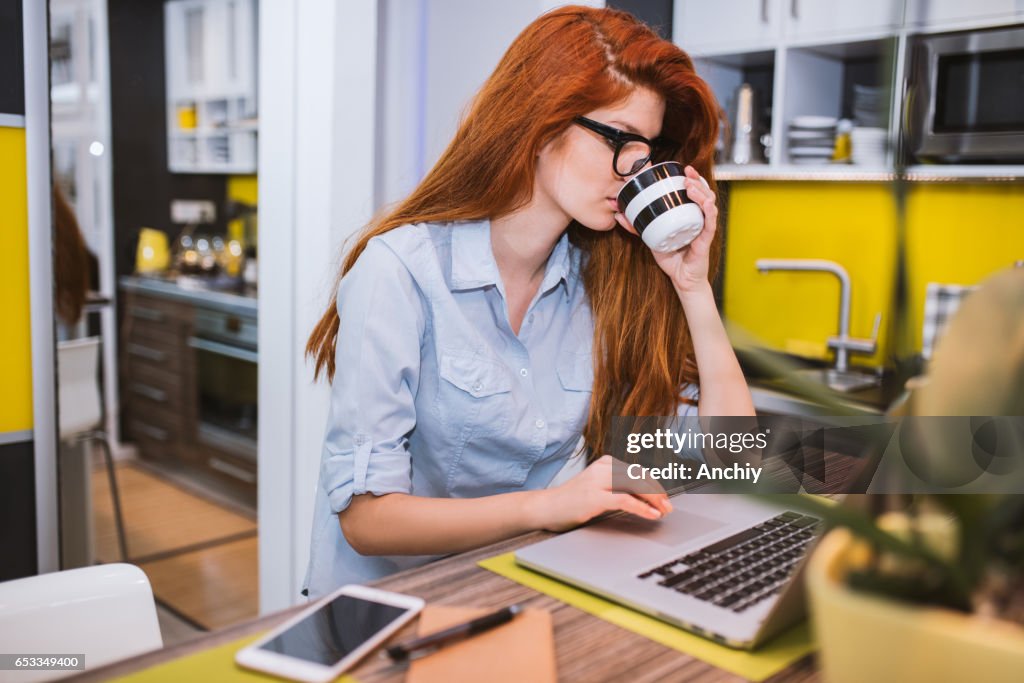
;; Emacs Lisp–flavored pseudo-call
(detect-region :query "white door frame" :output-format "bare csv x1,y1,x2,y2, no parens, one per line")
26,0,60,575
257,0,380,612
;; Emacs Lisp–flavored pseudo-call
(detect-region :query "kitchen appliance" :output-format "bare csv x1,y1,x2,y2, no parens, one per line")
907,25,1024,163
730,83,764,165
188,308,258,463
135,228,170,274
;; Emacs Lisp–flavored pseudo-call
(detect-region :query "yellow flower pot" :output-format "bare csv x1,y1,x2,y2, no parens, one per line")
807,526,1024,683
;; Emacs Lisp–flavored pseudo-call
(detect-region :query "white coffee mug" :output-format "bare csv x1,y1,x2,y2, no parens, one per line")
616,161,705,253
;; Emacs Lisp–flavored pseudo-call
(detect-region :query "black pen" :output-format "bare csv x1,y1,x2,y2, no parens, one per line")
385,604,523,662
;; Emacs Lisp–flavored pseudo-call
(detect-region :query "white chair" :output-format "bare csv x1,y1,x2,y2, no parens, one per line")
0,564,163,681
57,337,128,560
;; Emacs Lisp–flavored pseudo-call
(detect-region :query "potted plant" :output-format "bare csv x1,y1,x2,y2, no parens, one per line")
738,267,1024,682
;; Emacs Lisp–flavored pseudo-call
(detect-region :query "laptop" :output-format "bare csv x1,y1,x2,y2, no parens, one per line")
514,492,822,649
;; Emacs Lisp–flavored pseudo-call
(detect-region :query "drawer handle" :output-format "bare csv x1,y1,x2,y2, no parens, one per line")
127,343,167,363
134,421,169,442
130,305,165,322
131,382,168,403
209,457,257,484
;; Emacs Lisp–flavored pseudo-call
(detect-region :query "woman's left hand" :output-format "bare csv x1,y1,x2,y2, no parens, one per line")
614,165,717,295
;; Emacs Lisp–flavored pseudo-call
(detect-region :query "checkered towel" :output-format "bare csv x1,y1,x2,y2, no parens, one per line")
922,283,976,359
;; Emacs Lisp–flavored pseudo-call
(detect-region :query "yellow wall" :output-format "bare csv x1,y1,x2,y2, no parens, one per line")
227,174,258,204
903,183,1024,354
723,182,898,368
227,174,257,244
0,127,33,432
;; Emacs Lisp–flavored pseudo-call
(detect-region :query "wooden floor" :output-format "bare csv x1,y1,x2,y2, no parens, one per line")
92,462,259,631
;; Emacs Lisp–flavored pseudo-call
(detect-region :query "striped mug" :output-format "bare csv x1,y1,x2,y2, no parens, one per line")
616,161,704,253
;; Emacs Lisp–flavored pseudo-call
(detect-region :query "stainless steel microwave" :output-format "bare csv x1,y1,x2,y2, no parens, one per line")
907,25,1024,163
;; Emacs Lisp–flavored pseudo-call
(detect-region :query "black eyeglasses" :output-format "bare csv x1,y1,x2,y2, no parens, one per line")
573,115,677,177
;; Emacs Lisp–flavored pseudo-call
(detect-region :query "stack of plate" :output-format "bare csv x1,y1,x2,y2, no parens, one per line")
852,84,885,128
851,126,887,166
787,116,837,165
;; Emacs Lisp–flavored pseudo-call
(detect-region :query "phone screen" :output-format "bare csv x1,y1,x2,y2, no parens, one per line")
257,594,410,666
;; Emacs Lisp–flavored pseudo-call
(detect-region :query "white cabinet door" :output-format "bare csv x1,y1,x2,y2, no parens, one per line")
674,0,782,54
904,0,1019,28
785,0,904,42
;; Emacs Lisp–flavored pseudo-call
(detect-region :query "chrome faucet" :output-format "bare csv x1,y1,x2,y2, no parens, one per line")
755,259,881,377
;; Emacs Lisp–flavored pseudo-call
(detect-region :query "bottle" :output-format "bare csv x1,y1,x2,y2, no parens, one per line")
833,119,853,163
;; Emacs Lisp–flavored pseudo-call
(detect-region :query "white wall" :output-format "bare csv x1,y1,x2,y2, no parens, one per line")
378,0,604,206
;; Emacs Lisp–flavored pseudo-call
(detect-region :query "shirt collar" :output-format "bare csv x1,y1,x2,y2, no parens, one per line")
449,219,573,297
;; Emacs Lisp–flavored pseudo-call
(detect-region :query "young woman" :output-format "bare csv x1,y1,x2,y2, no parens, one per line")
303,6,753,597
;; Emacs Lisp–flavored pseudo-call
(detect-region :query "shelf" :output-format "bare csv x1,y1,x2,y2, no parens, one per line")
716,164,1024,182
903,165,1024,182
716,164,895,181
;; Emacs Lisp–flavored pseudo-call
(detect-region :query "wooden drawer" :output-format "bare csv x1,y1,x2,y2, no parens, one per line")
123,292,192,326
125,413,180,462
201,445,257,504
123,358,183,397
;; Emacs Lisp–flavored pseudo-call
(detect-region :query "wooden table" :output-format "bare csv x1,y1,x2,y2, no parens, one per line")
71,527,821,682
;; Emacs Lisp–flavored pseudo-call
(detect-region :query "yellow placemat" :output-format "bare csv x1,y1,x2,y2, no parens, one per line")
111,634,358,682
479,552,815,682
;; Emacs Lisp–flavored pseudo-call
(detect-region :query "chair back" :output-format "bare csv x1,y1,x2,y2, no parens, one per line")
56,337,103,437
0,563,163,679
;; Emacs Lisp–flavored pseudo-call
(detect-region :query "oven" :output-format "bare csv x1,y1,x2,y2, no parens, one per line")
908,24,1024,163
188,307,258,464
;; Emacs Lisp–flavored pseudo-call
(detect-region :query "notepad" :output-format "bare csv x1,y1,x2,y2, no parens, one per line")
407,605,556,683
479,551,815,682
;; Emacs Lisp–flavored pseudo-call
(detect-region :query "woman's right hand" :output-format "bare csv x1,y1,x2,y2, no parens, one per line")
532,455,673,533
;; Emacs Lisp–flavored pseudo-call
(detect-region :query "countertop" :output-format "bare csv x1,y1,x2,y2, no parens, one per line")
120,275,257,318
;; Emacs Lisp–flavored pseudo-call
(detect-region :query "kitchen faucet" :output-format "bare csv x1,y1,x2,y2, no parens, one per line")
755,259,882,391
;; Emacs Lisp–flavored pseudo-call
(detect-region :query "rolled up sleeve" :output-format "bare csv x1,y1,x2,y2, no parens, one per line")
320,239,427,514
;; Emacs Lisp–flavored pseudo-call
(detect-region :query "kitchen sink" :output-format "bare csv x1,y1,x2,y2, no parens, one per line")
750,386,882,417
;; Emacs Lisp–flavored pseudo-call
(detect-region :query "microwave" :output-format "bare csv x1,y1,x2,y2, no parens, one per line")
907,25,1024,163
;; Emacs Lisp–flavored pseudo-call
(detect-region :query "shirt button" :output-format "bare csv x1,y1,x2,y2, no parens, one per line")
472,381,483,392
520,368,528,377
535,419,545,429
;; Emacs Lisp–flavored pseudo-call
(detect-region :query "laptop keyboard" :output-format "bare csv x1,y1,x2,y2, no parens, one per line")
637,512,821,613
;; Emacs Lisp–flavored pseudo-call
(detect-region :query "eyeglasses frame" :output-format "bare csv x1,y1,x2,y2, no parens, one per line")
572,115,679,176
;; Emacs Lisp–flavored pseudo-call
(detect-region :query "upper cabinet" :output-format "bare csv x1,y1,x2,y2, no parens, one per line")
675,0,1024,176
675,0,905,55
675,0,782,54
164,0,258,173
784,0,905,43
904,0,1023,29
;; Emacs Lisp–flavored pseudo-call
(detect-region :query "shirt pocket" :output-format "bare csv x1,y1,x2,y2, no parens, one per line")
556,349,594,435
436,350,513,439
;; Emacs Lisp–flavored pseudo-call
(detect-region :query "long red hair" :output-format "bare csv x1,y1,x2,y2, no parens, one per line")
307,6,722,460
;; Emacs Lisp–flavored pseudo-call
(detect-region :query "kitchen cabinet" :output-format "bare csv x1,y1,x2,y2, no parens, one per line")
120,290,195,464
674,0,782,54
164,0,258,173
120,279,257,504
676,0,904,54
904,0,1022,30
784,0,905,43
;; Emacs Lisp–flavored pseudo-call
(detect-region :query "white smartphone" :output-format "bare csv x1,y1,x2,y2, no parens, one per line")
235,585,424,682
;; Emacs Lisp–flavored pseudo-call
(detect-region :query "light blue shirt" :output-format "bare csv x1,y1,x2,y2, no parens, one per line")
303,219,697,598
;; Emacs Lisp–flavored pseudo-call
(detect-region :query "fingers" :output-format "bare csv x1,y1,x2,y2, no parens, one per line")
614,212,639,236
683,165,715,206
611,493,664,520
636,492,673,515
682,166,717,253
